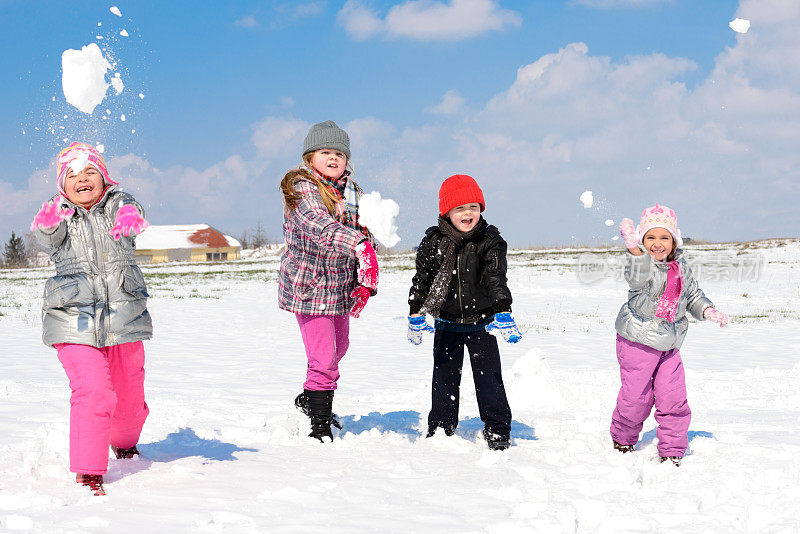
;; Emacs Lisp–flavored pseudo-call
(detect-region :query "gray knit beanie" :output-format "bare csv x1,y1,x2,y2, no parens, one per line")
302,120,351,160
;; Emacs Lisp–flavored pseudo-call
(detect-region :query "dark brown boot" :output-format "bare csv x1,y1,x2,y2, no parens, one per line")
111,445,140,459
76,474,106,496
613,440,635,453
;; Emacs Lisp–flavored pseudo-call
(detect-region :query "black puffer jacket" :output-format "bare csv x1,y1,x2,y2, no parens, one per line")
409,220,512,324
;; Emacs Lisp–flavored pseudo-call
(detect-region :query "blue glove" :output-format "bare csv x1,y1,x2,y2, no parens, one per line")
408,315,434,345
485,312,522,343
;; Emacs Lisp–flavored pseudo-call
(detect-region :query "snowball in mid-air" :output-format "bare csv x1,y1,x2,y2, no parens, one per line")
605,219,614,226
110,6,122,17
729,18,750,33
580,190,594,209
358,192,400,248
61,43,112,114
120,29,129,37
111,73,124,95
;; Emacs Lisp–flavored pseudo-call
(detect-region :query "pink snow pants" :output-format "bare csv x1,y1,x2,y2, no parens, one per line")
55,341,149,475
296,314,350,391
610,335,691,457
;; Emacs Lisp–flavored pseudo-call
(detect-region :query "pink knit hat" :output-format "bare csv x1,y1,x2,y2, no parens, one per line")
637,203,683,248
56,142,117,196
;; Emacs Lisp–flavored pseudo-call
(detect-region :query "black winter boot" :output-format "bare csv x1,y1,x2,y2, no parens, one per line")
305,389,335,442
111,445,139,459
295,390,343,429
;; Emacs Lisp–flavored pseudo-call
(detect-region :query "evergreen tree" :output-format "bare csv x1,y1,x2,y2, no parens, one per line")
3,231,28,268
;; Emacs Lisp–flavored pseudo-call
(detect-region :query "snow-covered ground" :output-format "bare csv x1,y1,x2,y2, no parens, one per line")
1,240,799,533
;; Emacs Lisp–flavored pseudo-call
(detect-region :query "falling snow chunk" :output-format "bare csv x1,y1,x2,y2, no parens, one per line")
139,93,145,99
96,36,104,40
111,73,124,95
132,129,136,133
605,219,614,227
97,22,102,27
729,18,750,34
106,109,111,115
110,6,122,16
120,29,129,37
579,190,594,209
96,144,105,153
612,236,620,241
120,114,126,122
61,43,112,114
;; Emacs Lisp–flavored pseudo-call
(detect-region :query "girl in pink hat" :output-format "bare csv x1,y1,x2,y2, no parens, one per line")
611,204,728,465
30,142,151,495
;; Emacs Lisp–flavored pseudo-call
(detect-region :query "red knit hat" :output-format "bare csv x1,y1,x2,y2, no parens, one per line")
438,174,485,216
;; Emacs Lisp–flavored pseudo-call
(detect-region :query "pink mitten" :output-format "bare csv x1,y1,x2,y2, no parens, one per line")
350,285,371,318
703,307,729,327
30,195,74,231
355,240,379,290
109,205,149,241
619,218,639,249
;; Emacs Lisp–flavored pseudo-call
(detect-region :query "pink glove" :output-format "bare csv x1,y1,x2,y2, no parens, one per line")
30,195,75,231
703,307,729,327
350,285,371,318
355,241,379,290
619,218,639,249
109,205,149,241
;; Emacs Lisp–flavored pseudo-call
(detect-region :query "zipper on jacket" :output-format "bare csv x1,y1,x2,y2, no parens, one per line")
457,251,464,322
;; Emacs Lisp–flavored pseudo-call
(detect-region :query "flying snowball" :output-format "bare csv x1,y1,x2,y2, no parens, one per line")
580,190,594,209
358,192,400,248
605,219,614,226
110,6,122,17
729,18,750,33
61,43,112,114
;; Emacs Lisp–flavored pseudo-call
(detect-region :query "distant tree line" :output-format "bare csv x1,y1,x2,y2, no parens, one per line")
235,219,279,250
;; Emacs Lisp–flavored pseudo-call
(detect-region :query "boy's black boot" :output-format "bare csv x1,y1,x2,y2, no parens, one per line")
484,429,511,451
295,390,342,429
306,389,335,442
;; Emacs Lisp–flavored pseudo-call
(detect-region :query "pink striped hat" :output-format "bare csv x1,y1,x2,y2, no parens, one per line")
56,142,118,196
637,203,683,248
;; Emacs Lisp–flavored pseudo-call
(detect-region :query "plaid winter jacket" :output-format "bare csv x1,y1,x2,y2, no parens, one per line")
278,176,367,315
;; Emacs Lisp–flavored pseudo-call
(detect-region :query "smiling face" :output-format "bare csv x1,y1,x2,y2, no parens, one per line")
63,164,105,208
310,149,347,180
643,227,675,261
447,202,482,233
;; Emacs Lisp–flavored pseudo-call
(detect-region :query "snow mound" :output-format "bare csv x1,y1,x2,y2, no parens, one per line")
358,191,400,248
61,43,111,114
509,348,564,411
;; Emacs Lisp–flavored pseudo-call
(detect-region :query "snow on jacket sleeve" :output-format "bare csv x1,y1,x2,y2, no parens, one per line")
292,179,365,256
623,250,653,290
408,230,438,315
483,230,512,313
681,260,714,320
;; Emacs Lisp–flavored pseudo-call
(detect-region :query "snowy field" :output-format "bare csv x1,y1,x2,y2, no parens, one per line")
1,240,799,533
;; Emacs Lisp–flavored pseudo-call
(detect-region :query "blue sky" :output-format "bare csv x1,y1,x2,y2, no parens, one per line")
2,0,797,248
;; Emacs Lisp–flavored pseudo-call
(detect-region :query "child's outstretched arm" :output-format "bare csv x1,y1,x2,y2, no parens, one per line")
31,195,73,250
109,194,148,241
292,180,365,256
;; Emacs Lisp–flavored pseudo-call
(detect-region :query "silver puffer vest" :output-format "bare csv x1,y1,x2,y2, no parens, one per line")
615,249,712,351
34,187,152,348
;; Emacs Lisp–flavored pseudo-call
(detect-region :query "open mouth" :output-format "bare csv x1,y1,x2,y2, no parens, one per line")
461,217,474,226
76,185,93,193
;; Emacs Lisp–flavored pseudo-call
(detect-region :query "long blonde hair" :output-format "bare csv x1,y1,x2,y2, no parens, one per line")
280,153,345,215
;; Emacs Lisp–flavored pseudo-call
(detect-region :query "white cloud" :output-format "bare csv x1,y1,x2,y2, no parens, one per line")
338,0,521,41
234,15,259,28
426,90,466,115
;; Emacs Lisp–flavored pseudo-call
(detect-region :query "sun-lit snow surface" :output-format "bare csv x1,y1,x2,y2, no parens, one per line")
61,43,114,114
1,240,799,532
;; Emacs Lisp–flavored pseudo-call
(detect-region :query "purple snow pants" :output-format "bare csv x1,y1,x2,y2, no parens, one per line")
296,314,350,391
610,334,691,457
56,341,149,475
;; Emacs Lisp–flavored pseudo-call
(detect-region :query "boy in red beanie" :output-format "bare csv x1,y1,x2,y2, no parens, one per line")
407,174,521,450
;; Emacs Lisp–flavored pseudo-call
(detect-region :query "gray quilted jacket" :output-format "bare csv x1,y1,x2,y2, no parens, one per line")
615,249,713,351
34,187,152,348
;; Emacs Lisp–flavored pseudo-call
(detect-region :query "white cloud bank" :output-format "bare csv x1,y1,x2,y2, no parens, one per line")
338,0,522,41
